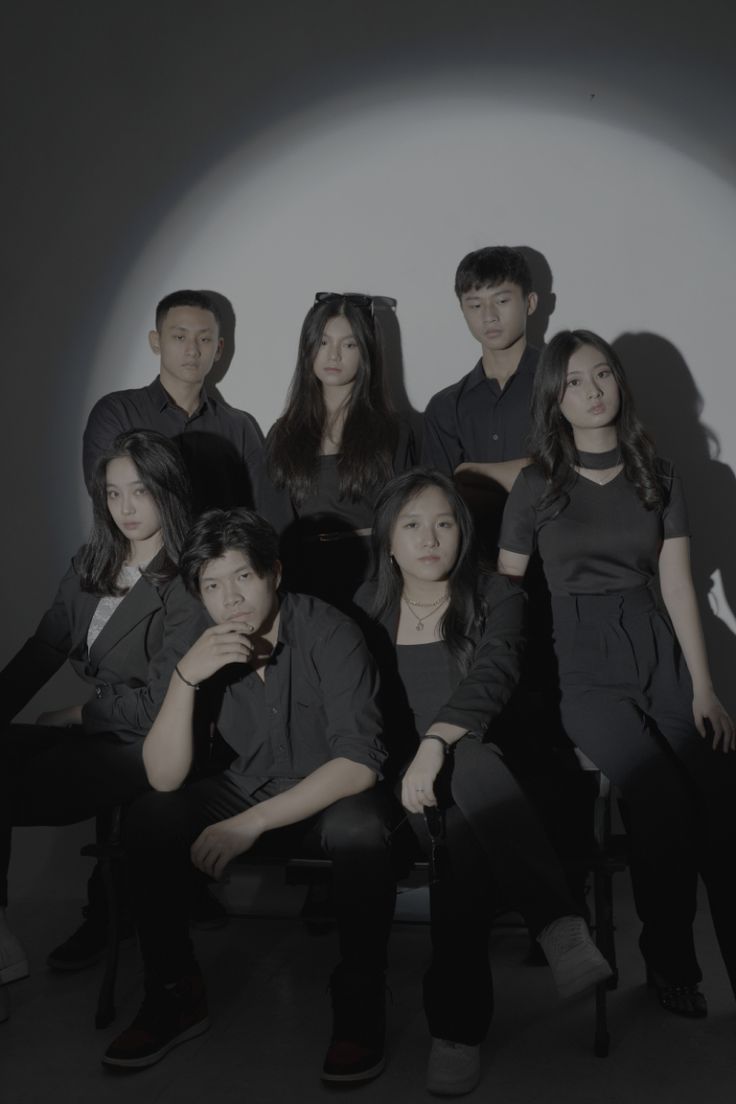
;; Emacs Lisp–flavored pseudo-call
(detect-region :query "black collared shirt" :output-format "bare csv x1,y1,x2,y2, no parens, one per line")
421,346,539,473
207,592,386,796
83,378,292,526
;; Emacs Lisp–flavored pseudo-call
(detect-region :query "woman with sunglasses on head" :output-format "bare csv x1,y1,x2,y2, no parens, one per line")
498,330,736,1021
0,429,202,1019
355,468,610,1096
266,293,415,611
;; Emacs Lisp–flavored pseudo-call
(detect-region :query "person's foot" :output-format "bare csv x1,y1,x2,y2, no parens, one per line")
47,917,134,971
102,973,209,1069
647,970,708,1018
0,916,29,984
426,1038,481,1096
537,915,613,998
321,966,386,1083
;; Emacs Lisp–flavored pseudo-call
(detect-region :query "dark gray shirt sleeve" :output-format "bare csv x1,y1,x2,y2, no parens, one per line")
432,578,526,735
310,617,386,776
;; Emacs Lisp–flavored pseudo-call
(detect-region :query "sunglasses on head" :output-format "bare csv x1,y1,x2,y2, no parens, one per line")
314,292,397,314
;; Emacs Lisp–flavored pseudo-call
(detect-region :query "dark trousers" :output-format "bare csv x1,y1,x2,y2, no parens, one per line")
123,773,398,987
552,589,736,994
407,740,579,1046
0,723,149,907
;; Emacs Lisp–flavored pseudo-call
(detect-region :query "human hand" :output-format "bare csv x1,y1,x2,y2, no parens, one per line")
401,739,445,814
36,704,83,727
177,623,255,686
190,810,265,880
693,689,735,752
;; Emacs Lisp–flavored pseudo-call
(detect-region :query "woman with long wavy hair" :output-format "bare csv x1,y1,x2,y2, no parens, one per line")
498,329,736,1021
357,468,610,1096
267,293,414,610
0,429,201,1020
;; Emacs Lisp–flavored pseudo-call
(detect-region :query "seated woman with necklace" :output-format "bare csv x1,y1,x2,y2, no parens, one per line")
355,468,611,1097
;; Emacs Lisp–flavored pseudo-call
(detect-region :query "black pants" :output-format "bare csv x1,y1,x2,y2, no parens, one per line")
407,739,579,1046
0,724,150,907
123,773,398,986
552,588,736,993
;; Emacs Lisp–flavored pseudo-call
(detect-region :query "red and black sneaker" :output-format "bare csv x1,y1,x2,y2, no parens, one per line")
102,973,209,1070
321,966,386,1083
322,1038,386,1083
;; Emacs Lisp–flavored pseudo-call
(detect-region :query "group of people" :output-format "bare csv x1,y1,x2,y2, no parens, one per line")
1,246,734,1097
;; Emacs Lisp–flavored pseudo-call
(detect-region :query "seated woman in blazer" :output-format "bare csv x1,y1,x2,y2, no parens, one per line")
0,429,202,1021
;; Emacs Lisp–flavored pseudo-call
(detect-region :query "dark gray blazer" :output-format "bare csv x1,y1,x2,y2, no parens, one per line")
0,552,203,740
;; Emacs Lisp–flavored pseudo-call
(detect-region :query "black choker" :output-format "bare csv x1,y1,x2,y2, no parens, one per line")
575,447,621,470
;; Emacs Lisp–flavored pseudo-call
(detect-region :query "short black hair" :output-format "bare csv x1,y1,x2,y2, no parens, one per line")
454,247,533,300
155,290,223,334
180,509,280,596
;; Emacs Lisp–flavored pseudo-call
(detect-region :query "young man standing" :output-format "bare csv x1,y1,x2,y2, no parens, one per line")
83,290,288,524
103,510,396,1083
422,247,538,537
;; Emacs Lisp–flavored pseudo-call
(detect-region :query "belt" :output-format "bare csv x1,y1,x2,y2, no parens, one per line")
551,587,656,622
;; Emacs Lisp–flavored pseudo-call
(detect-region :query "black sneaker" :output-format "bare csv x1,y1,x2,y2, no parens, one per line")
102,974,209,1069
46,917,134,971
321,966,386,1083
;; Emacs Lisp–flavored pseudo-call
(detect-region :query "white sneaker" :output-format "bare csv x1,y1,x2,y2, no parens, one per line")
537,915,613,998
0,918,29,984
426,1038,481,1096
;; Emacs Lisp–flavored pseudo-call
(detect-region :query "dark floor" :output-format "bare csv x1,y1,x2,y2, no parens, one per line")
2,823,736,1104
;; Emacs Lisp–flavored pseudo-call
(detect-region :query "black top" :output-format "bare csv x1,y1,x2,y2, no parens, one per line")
499,460,690,597
396,641,454,741
83,377,291,527
353,575,525,770
294,455,376,531
204,592,386,796
421,346,539,473
0,549,203,740
277,417,416,535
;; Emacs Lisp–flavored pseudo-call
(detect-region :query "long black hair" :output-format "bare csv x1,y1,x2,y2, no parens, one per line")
77,429,192,595
266,297,398,503
530,329,664,511
371,469,482,675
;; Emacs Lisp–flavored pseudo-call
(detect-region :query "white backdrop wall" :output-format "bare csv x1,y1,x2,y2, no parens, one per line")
4,0,736,713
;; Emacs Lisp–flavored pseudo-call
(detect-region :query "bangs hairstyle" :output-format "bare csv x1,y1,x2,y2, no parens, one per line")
180,509,280,596
266,297,398,503
155,289,222,334
78,429,192,595
371,469,481,675
530,329,664,511
454,246,533,300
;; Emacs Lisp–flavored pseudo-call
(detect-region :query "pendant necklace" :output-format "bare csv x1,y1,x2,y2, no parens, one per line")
402,593,449,632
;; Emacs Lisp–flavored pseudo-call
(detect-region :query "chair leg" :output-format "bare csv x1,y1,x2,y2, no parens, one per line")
95,856,120,1030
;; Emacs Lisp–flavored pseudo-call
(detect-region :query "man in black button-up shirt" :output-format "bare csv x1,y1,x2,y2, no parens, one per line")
422,248,539,553
104,509,395,1083
82,290,291,527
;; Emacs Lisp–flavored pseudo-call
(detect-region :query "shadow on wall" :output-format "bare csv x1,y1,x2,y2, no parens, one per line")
614,332,736,714
203,289,237,391
515,246,557,350
375,298,423,451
